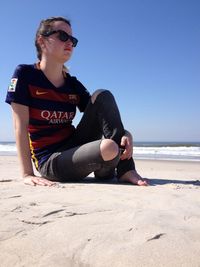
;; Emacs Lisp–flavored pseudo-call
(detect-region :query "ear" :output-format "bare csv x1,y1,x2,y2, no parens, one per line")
37,35,46,49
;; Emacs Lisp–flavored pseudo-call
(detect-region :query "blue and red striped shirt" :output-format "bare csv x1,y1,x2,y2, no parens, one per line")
6,64,91,169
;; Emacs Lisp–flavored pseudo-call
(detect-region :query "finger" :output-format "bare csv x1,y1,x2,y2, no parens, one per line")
143,179,149,185
120,149,128,160
120,153,125,160
35,179,50,186
120,136,126,147
138,180,149,186
24,178,36,186
120,154,125,160
43,179,56,186
126,139,130,148
45,181,56,186
31,178,45,186
124,148,131,158
33,178,55,186
122,151,132,160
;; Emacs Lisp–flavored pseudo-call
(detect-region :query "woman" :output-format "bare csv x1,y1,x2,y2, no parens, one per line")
6,17,147,186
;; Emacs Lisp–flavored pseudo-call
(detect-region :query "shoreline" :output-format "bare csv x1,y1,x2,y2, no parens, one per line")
0,153,200,162
1,141,200,162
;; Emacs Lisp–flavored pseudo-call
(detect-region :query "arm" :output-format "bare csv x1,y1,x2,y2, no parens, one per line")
70,76,91,112
11,103,55,186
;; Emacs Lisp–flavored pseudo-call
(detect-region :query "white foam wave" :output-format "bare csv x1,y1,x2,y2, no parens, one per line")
0,143,200,161
133,146,200,161
0,143,17,154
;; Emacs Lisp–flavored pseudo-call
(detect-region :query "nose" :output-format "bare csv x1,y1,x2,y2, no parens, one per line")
65,39,73,47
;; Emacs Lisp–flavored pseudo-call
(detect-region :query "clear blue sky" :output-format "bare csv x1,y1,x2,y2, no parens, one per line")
1,0,200,142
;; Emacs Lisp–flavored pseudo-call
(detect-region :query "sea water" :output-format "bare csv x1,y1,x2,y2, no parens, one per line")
0,141,200,162
133,141,200,162
0,142,17,155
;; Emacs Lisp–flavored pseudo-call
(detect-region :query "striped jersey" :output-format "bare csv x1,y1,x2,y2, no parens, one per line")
5,64,91,169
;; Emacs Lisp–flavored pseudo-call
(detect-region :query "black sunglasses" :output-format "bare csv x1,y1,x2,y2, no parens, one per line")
42,30,78,47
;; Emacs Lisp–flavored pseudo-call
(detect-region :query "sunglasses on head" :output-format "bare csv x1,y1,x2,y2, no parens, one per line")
42,30,78,47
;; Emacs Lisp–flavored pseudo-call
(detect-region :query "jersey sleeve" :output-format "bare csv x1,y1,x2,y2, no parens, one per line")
5,64,31,106
71,76,91,112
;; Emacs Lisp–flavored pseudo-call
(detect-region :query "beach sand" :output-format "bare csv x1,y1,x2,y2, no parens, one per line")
0,156,200,267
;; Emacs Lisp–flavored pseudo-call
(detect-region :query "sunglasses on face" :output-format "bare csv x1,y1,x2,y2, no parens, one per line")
42,30,78,47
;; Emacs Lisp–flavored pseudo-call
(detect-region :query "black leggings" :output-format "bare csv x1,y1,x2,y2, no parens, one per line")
39,90,135,182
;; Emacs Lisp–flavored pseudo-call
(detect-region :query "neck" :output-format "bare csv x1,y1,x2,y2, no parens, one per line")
39,58,65,87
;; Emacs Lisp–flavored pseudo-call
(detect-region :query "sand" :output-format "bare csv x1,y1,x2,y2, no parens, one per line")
0,156,200,267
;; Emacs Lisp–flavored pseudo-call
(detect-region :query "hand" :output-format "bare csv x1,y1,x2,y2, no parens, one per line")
23,175,56,186
120,130,133,160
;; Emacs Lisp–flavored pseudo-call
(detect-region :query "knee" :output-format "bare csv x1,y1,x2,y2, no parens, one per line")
91,89,106,104
100,139,119,161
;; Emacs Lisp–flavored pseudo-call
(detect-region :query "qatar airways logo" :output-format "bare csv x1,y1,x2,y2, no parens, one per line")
41,110,75,124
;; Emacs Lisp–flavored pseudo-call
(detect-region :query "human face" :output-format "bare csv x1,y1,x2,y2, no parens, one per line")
41,21,76,63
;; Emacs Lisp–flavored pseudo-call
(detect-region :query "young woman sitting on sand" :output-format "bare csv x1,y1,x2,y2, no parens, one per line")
5,17,148,186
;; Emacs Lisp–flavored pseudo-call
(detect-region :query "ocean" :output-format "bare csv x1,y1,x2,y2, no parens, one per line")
0,141,200,162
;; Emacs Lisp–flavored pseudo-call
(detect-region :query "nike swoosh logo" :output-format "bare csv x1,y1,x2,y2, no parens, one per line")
36,90,48,95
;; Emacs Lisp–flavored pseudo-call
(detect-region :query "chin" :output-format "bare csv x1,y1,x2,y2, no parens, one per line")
64,53,72,61
59,56,71,64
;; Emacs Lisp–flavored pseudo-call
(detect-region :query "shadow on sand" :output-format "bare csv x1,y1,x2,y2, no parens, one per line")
148,178,200,186
62,176,200,187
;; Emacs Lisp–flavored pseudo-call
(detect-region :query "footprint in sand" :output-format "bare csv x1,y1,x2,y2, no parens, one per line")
147,233,166,242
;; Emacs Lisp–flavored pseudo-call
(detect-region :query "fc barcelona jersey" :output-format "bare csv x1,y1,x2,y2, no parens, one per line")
5,64,91,169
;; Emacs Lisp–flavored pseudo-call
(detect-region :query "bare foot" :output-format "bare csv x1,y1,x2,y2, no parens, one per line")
118,170,148,186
